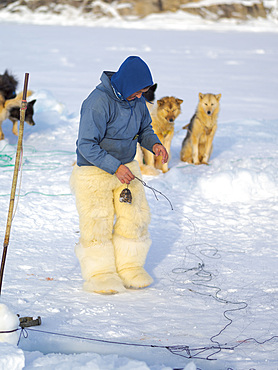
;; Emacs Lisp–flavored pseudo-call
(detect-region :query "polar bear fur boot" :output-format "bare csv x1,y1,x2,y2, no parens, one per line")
75,240,126,294
112,164,153,289
113,233,153,289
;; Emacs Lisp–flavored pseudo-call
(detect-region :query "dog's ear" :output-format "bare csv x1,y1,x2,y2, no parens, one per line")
157,99,164,106
150,83,157,92
29,99,36,106
3,70,18,87
176,98,183,105
215,94,221,100
199,93,204,100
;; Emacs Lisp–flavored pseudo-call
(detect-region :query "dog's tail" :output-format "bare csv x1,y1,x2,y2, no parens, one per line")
4,90,33,110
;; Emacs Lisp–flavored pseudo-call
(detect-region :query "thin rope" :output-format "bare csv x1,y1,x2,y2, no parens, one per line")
0,191,72,197
0,328,19,334
16,327,278,363
134,175,173,210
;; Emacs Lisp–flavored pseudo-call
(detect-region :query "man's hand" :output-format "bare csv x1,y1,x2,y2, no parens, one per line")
153,143,169,164
115,164,135,184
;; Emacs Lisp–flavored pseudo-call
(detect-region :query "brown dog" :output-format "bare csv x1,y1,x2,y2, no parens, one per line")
180,93,221,165
136,96,183,175
0,90,33,140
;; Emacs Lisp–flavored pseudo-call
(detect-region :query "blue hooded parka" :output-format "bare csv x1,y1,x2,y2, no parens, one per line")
76,56,161,174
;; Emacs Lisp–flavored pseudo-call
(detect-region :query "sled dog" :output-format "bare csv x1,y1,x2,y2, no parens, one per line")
136,96,183,175
8,99,36,137
0,91,34,140
143,83,157,103
180,92,221,165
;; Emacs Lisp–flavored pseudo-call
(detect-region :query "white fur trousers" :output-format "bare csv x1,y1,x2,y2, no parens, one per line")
70,161,153,294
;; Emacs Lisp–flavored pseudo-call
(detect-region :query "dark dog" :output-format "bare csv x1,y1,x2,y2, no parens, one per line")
143,83,157,103
8,99,36,136
0,70,18,101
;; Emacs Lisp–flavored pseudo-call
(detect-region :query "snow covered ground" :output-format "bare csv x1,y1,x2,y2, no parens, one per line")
0,13,278,370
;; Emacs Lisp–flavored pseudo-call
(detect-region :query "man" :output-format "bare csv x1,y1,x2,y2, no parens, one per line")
70,56,168,294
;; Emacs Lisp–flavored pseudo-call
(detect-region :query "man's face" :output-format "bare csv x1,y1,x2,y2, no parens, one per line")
126,87,150,101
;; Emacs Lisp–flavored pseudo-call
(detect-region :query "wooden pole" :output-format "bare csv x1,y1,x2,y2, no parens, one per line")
0,73,29,295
